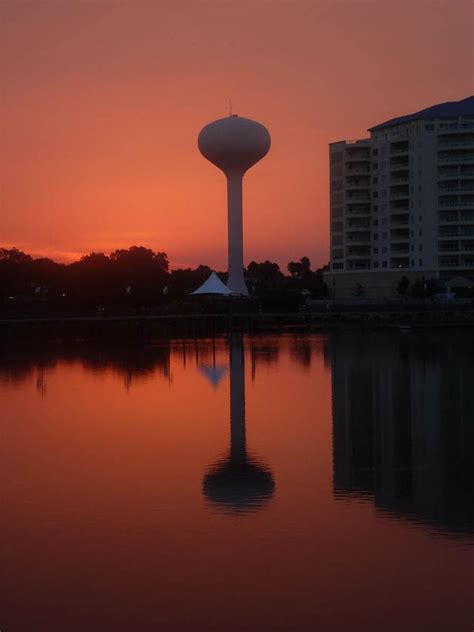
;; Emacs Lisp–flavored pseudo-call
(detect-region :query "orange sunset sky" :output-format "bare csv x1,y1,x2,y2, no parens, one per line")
1,0,473,270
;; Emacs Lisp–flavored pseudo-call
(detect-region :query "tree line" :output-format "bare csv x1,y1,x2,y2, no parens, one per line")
0,246,329,315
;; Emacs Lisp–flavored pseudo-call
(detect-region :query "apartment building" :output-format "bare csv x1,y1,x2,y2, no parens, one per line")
325,96,474,298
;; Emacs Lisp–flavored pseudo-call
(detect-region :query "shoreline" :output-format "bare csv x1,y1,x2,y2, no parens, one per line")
1,309,473,342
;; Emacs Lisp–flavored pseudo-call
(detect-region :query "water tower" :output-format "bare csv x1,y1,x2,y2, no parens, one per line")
198,115,271,295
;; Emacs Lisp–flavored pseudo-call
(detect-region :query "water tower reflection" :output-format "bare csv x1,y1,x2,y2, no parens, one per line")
203,335,275,514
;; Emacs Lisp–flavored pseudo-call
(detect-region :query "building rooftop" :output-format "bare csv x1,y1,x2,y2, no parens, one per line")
368,96,474,132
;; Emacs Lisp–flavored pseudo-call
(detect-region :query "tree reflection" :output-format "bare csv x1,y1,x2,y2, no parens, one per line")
0,344,171,389
331,332,474,537
203,335,275,514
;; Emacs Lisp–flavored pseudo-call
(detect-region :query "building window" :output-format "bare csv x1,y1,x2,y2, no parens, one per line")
419,259,423,266
382,232,387,239
419,229,422,237
382,261,387,268
411,259,414,266
425,123,434,131
374,247,379,254
373,148,378,156
333,263,344,270
374,233,379,240
373,191,378,198
373,162,378,170
419,244,422,251
374,261,379,268
373,204,378,212
373,177,378,184
373,219,378,226
382,247,387,253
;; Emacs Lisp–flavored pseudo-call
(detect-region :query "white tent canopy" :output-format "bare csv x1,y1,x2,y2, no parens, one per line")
190,271,233,295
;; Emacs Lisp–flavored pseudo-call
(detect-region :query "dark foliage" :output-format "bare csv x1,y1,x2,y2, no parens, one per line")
0,247,328,316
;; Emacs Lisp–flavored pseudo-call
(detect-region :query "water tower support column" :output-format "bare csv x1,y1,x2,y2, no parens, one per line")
226,173,248,295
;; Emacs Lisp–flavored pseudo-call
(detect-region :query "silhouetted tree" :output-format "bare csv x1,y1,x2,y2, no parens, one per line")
287,256,311,278
246,261,284,291
397,276,410,297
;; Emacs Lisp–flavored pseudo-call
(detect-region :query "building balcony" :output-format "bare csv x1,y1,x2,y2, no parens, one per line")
346,249,371,258
347,260,371,270
345,165,370,175
390,141,409,155
346,219,371,229
390,156,410,167
390,229,410,240
390,147,410,156
390,176,409,185
346,204,371,215
438,240,459,253
438,198,474,208
460,226,474,236
345,149,371,160
460,255,474,266
438,211,460,223
438,183,474,193
390,257,410,269
438,153,474,164
390,218,409,228
438,256,460,267
460,240,474,252
390,244,410,254
390,201,410,211
345,176,370,186
346,192,371,201
438,138,474,149
346,231,371,243
390,168,410,179
439,227,460,237
441,241,474,254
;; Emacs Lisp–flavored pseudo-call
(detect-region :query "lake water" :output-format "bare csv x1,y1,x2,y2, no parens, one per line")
0,332,472,631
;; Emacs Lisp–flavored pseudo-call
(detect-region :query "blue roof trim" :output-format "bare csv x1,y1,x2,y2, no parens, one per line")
368,96,474,132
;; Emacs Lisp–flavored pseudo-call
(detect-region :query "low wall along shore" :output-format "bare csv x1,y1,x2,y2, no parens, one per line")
1,308,473,342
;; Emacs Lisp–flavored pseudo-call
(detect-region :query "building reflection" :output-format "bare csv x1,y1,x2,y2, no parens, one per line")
331,332,474,536
203,335,275,514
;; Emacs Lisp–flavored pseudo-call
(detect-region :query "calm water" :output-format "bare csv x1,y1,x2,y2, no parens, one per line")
0,332,472,631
